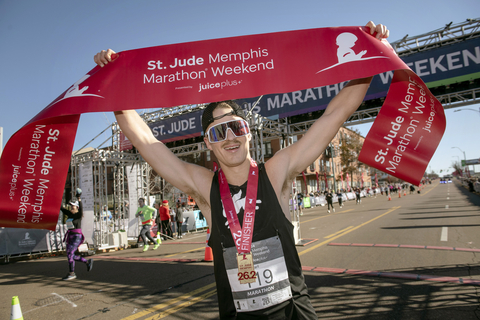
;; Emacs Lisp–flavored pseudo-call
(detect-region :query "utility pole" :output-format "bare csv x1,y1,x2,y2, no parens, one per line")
329,144,337,192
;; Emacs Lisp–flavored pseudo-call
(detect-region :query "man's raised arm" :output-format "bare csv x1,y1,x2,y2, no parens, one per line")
267,21,389,186
94,50,213,211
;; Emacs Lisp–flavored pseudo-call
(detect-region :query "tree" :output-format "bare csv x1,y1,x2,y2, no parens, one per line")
339,128,363,180
451,161,463,177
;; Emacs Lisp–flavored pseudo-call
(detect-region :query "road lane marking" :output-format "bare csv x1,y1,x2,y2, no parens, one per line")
300,209,353,224
52,293,77,308
301,266,480,286
122,282,217,320
165,247,205,258
441,227,448,242
298,207,401,256
327,243,480,252
420,183,438,196
144,289,217,319
324,226,354,239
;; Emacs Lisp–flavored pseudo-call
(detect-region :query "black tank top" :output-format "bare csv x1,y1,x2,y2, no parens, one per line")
209,163,317,319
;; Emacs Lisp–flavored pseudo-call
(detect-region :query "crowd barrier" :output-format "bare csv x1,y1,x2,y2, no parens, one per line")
0,217,67,260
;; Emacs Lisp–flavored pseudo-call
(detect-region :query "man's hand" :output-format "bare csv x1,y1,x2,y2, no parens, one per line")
94,49,116,67
365,21,389,40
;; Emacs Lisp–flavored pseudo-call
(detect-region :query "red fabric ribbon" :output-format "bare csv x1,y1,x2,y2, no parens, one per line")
0,25,445,230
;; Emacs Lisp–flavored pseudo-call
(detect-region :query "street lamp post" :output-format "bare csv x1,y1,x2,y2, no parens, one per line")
454,108,479,175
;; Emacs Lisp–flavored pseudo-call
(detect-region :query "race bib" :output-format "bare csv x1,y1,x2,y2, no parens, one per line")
66,218,74,230
223,236,292,312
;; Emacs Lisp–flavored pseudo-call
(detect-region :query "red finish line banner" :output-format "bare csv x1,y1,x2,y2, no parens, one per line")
0,25,445,230
358,70,446,183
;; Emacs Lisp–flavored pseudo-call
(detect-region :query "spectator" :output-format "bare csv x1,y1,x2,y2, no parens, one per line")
159,200,173,239
176,202,185,239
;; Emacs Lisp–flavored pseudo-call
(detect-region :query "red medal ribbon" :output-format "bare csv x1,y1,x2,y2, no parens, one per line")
218,159,258,254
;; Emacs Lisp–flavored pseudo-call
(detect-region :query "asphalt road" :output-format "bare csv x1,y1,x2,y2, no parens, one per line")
1,180,479,319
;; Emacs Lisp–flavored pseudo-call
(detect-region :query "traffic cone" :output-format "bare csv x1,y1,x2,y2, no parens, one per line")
399,192,401,198
204,228,213,262
404,190,406,196
388,194,391,201
11,296,23,320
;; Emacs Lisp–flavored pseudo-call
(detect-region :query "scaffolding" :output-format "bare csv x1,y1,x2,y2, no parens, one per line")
70,148,143,248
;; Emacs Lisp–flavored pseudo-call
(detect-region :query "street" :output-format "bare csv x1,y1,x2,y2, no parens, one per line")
1,180,479,319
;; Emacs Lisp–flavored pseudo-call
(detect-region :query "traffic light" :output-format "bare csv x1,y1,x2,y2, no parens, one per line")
325,144,335,158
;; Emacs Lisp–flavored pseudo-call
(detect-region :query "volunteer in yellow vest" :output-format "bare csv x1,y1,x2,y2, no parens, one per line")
136,197,159,252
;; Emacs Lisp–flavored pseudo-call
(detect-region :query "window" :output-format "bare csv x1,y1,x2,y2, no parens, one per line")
309,163,315,171
206,151,211,161
262,141,272,157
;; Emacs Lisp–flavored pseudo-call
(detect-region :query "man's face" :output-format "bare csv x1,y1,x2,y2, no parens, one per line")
203,107,251,168
138,199,144,207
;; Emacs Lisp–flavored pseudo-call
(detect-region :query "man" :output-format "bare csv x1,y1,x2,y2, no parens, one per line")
355,188,361,204
297,191,304,215
336,189,344,208
176,202,185,239
101,205,112,221
325,189,334,213
136,198,159,252
94,21,389,319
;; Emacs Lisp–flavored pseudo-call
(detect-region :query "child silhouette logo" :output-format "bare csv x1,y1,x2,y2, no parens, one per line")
317,32,389,73
336,33,367,63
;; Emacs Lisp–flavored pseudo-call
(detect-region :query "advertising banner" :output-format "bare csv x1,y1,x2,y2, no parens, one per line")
462,159,480,166
126,164,140,238
240,37,480,119
0,25,445,230
79,161,95,245
148,109,203,142
0,228,49,256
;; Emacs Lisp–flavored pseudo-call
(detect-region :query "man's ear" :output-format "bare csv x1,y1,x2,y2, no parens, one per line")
246,133,252,142
204,136,213,151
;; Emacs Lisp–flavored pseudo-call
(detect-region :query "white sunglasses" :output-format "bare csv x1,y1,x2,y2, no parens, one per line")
206,119,250,143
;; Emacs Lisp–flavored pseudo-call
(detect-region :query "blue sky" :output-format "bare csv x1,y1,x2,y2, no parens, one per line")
1,0,479,175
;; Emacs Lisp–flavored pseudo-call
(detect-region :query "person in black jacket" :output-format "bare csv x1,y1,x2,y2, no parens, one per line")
325,189,335,213
336,190,343,208
61,189,93,280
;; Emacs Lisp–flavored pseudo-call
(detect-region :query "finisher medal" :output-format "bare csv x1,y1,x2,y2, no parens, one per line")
237,252,256,284
218,159,259,285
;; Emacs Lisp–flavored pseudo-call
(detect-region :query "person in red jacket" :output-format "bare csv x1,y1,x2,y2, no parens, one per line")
159,200,173,239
